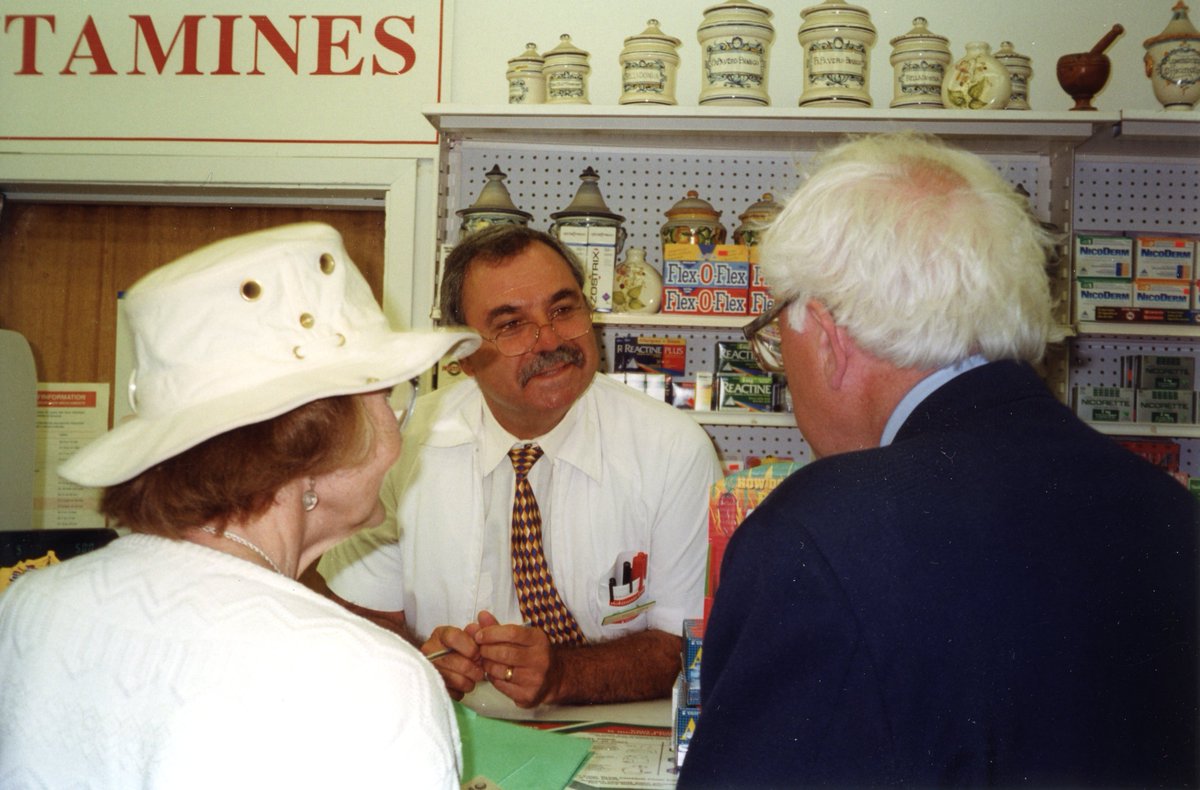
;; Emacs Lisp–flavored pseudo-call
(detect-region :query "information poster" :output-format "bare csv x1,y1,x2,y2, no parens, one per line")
34,383,109,530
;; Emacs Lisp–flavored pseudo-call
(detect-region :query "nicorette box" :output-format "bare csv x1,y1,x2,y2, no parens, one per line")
1073,385,1135,422
1133,279,1192,311
1137,389,1195,424
1123,354,1196,390
1075,234,1133,279
1135,236,1195,281
1075,277,1133,321
662,243,750,316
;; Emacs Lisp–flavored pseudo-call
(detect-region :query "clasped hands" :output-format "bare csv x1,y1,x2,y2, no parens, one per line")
423,610,560,708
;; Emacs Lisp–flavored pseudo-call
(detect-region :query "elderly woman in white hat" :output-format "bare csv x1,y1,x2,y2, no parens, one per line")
0,224,479,788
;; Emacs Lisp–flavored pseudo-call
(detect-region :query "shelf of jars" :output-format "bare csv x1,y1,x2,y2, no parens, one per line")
594,312,748,330
424,105,1114,154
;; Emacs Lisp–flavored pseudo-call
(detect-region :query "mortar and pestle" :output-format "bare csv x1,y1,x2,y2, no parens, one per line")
1056,24,1125,110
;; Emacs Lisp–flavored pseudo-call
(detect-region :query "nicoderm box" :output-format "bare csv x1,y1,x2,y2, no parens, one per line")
1075,277,1133,321
1073,385,1135,422
1134,279,1193,311
1074,235,1133,279
1135,236,1195,281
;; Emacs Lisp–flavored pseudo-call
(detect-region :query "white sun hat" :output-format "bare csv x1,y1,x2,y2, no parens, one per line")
59,222,480,488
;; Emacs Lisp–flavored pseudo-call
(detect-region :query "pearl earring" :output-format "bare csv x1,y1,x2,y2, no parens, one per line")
302,489,319,512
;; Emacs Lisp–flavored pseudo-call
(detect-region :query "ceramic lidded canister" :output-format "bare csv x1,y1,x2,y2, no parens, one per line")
697,0,776,106
733,193,784,247
661,191,727,250
888,17,951,109
942,41,1012,110
1144,1,1200,111
797,0,878,107
456,165,532,240
543,34,591,104
548,167,626,254
619,20,682,105
507,43,546,104
994,41,1033,110
613,248,663,314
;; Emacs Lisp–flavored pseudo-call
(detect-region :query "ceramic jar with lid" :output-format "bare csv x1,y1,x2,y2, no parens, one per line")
994,41,1033,110
661,191,727,249
550,168,625,312
887,17,951,109
1144,1,1200,111
456,165,532,240
613,248,663,314
507,42,546,104
697,0,776,106
619,20,682,105
733,193,783,247
942,42,1012,110
797,0,878,107
543,34,591,104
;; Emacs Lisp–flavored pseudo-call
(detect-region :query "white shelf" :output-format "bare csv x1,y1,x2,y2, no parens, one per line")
1088,422,1200,440
692,411,796,428
1118,110,1200,139
594,312,747,330
1077,322,1200,338
425,105,1114,153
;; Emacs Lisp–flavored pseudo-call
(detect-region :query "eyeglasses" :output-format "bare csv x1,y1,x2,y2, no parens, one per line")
390,377,420,432
741,298,793,374
481,304,594,357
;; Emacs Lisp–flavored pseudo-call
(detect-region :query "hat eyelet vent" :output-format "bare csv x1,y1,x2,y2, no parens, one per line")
241,280,263,301
319,253,336,275
300,313,315,329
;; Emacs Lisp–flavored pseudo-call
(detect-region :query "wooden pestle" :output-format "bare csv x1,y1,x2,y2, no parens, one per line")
1090,24,1125,55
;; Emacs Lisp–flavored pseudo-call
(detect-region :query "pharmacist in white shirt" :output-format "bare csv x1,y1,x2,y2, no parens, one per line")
316,224,721,708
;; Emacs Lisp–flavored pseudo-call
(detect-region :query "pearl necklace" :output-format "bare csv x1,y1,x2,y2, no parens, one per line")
198,526,283,575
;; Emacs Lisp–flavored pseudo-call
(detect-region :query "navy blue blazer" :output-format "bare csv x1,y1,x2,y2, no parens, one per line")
679,361,1198,788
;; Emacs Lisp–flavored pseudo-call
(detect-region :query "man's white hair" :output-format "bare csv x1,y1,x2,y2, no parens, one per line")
761,132,1062,369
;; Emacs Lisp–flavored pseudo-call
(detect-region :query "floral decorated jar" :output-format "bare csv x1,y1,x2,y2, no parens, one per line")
613,248,663,314
456,165,532,240
733,192,784,247
887,17,951,109
661,191,727,249
619,20,682,105
942,41,1012,110
697,0,776,106
797,0,878,107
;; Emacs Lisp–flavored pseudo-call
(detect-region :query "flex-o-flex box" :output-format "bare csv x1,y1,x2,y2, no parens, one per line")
662,243,750,316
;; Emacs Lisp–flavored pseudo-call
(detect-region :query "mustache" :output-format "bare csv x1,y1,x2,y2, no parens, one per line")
518,345,585,386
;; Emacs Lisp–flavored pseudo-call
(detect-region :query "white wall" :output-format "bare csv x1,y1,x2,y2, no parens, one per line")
448,0,1169,112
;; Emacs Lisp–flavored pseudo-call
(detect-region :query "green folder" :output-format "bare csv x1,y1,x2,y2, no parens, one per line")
455,703,592,790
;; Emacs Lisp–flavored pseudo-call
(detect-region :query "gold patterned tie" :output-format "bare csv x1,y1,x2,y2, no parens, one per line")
509,444,586,646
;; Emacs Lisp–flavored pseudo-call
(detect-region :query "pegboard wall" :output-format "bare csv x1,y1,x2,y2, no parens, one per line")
440,138,1055,463
1072,158,1200,234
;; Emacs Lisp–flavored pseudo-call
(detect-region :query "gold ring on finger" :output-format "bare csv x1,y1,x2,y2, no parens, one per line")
504,666,514,682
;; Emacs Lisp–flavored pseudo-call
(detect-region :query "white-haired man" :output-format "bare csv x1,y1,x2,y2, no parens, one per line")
679,133,1198,788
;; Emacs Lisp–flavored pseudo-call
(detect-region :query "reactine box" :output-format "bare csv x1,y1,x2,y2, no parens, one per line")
1135,236,1195,281
1075,234,1133,279
1073,385,1135,423
662,243,750,316
613,335,687,377
716,340,766,375
716,373,776,411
